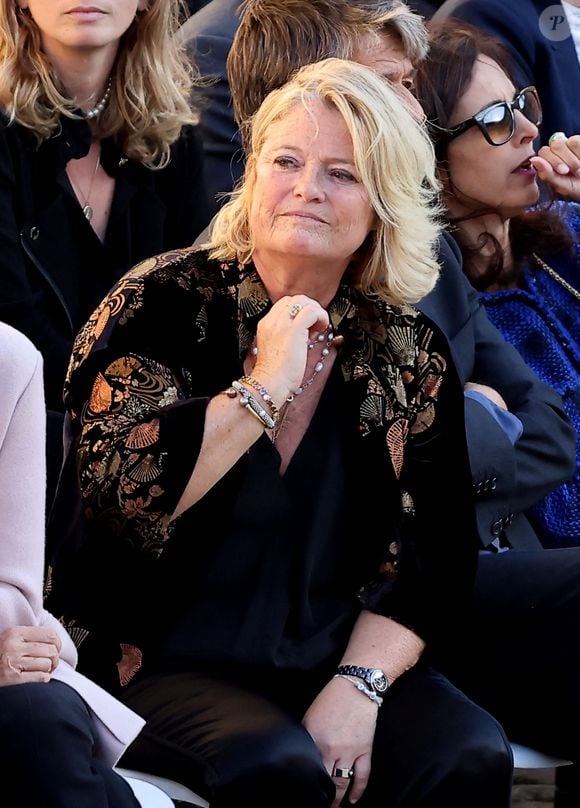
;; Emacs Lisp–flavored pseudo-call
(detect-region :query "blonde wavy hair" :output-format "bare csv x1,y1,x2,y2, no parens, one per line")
0,0,198,167
210,57,443,305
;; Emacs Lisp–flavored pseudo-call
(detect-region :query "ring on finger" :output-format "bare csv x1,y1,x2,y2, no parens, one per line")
332,766,354,779
288,302,303,319
549,131,568,146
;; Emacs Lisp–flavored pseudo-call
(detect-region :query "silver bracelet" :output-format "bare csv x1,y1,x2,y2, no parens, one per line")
228,381,277,429
333,674,383,707
239,376,280,423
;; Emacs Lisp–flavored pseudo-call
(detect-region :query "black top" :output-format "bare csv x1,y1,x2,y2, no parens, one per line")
0,112,212,411
161,366,367,670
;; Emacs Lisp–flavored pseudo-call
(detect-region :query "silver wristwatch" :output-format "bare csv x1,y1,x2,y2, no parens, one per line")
336,665,389,694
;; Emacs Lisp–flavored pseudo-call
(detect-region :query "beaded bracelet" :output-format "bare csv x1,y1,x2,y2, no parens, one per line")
239,375,280,423
225,381,277,430
333,674,383,707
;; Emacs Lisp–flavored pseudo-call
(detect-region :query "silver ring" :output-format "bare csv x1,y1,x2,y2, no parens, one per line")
332,766,354,779
549,131,567,146
287,303,303,319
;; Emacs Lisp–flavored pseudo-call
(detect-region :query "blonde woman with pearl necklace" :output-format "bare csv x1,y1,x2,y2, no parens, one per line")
0,0,211,500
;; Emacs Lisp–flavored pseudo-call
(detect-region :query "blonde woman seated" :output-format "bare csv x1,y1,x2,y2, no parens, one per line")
0,0,211,497
47,59,512,807
0,322,145,806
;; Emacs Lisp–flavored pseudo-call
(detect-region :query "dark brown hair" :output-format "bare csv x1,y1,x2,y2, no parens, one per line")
414,19,572,289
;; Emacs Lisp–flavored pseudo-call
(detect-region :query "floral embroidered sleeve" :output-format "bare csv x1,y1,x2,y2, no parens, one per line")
75,353,209,557
63,251,226,558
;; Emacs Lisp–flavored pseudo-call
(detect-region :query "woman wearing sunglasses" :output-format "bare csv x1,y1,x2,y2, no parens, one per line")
415,20,579,549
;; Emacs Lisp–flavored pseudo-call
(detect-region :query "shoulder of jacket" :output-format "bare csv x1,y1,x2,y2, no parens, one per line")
0,323,42,389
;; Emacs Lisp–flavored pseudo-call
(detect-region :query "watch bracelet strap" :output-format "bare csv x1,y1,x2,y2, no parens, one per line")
336,664,388,687
333,674,383,706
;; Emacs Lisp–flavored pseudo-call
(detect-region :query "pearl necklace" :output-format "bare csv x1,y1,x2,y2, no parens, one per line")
82,77,112,120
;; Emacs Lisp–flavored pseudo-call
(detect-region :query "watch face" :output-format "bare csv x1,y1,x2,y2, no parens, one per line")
369,669,388,693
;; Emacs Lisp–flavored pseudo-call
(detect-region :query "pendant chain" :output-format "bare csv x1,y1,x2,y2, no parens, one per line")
68,147,101,222
288,326,335,400
250,326,335,400
532,253,580,302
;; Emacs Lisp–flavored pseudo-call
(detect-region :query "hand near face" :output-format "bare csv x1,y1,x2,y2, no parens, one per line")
531,134,580,201
253,295,330,406
0,626,62,687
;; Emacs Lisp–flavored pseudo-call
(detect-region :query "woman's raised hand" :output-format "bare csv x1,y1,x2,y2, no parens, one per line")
531,133,580,200
252,295,329,407
0,626,62,686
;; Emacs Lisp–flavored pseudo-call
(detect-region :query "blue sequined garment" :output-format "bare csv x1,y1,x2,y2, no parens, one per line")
481,201,580,547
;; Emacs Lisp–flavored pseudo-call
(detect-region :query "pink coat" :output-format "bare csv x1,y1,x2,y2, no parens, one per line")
0,322,145,764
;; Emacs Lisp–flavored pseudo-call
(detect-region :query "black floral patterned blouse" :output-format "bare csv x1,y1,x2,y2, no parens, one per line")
47,246,479,689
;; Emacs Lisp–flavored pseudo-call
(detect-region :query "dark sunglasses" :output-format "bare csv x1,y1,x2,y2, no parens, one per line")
437,86,542,146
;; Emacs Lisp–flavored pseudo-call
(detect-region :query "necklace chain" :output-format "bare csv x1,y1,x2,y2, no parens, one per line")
250,327,335,400
532,253,580,302
287,327,335,400
68,147,101,222
250,326,336,443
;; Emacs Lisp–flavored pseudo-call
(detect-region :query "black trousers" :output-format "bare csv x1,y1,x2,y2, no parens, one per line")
120,664,512,808
438,548,580,763
439,547,580,808
0,679,139,808
119,547,580,807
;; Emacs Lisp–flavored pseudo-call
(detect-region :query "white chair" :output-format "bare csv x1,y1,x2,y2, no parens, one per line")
119,746,572,806
510,742,572,769
116,767,209,807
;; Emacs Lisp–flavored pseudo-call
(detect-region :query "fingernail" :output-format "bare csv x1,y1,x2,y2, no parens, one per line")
556,163,570,175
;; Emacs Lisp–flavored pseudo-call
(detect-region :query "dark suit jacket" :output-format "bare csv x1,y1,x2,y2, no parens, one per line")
433,0,580,142
180,0,244,213
407,1,441,17
418,233,575,550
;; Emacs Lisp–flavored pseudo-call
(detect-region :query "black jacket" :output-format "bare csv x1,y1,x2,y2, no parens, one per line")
46,248,479,687
0,113,212,412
